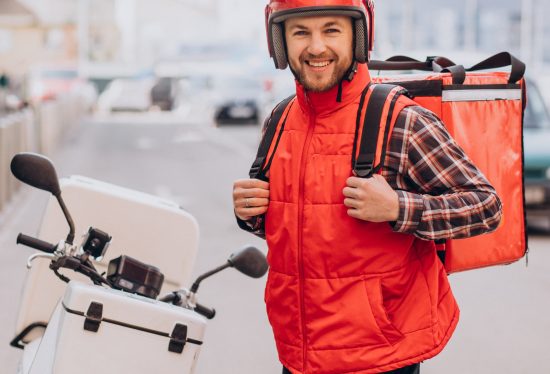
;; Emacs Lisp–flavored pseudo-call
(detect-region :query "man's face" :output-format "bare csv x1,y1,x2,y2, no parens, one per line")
285,15,354,92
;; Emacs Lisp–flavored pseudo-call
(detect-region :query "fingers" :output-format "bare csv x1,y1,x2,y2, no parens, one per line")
233,180,270,200
346,176,364,188
347,208,361,219
342,186,360,199
235,205,269,221
238,197,270,209
234,178,270,190
233,179,270,220
235,196,269,220
343,177,366,198
234,187,270,200
343,198,360,209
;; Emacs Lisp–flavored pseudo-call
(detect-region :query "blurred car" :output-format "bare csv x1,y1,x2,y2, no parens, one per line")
26,65,96,106
523,79,550,227
97,78,154,113
211,75,267,126
215,99,259,125
150,77,179,111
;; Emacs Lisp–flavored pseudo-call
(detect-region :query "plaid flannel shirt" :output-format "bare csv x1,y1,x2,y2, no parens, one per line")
238,105,502,241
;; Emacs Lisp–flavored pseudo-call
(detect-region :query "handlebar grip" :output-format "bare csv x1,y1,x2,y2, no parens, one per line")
17,233,57,253
194,302,216,319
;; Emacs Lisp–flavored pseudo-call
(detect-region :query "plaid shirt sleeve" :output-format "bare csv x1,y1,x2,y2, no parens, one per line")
384,106,503,240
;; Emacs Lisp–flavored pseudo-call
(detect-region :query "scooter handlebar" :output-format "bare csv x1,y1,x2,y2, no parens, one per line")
194,302,216,320
17,233,57,253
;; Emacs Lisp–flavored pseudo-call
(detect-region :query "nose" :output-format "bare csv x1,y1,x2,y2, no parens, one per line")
306,31,327,56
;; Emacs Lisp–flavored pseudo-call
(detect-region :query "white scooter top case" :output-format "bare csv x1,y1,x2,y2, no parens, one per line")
15,175,199,344
29,281,207,374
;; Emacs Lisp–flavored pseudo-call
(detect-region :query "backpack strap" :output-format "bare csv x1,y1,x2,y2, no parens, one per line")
353,83,450,265
353,83,409,178
249,95,295,181
435,239,447,265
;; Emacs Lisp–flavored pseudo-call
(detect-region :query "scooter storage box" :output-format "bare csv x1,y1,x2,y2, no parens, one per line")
29,281,206,374
15,175,200,343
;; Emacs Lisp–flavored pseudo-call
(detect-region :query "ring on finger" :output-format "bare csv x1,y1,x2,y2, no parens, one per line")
245,198,250,208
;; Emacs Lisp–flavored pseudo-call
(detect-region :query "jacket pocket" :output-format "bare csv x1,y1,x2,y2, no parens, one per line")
364,277,405,346
265,271,302,347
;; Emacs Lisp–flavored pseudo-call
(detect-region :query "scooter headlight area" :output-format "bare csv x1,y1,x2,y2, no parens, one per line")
9,152,268,374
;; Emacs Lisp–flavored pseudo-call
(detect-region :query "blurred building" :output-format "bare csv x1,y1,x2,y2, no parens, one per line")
375,0,549,69
3,0,548,83
0,0,77,79
77,0,266,80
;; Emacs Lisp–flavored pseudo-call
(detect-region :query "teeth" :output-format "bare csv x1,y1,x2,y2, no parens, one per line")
309,61,331,67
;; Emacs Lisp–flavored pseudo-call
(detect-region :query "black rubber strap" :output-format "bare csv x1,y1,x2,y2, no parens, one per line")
370,52,526,84
249,95,295,180
369,55,464,84
433,63,466,85
354,84,398,178
369,58,429,71
467,52,526,84
368,55,457,72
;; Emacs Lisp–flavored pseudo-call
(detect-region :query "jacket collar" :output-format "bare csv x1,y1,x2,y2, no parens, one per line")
295,63,371,115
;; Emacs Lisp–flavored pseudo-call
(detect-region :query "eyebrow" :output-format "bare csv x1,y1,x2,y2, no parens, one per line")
288,21,343,31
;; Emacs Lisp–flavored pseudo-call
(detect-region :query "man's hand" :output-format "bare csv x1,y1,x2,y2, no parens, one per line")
343,175,400,222
233,179,270,221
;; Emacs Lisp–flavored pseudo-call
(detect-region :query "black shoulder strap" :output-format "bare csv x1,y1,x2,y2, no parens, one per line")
353,84,406,178
249,95,295,181
354,83,449,265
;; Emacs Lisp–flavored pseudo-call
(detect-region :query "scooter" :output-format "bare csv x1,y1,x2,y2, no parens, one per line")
8,152,268,373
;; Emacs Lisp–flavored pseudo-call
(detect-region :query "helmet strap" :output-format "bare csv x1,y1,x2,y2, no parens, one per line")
336,61,358,103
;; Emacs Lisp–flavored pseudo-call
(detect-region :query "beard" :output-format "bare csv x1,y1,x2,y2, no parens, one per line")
290,50,352,92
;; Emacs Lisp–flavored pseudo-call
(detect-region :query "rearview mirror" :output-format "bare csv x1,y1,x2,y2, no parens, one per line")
11,153,61,196
11,152,75,244
228,246,268,279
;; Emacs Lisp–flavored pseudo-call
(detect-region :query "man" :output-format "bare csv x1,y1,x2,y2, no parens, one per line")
233,1,502,373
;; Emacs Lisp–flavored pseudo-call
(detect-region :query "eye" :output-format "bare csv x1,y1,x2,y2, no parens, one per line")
292,30,308,37
325,28,341,34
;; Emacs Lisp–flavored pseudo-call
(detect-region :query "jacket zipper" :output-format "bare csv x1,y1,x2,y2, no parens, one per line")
298,95,316,373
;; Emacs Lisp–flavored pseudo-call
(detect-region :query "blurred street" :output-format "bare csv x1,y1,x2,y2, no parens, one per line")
0,114,549,373
0,114,277,373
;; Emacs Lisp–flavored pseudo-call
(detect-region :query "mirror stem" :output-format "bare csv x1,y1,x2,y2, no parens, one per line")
56,195,75,245
190,262,231,294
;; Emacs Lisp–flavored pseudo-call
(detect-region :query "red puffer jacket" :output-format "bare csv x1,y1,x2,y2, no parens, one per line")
263,64,459,374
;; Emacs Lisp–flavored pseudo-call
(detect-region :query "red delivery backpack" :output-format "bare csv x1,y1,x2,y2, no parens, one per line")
251,52,527,274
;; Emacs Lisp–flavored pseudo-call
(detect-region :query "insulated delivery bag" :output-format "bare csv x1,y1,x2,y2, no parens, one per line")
368,52,527,273
252,52,527,274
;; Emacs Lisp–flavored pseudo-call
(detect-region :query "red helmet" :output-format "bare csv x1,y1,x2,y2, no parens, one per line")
265,0,375,69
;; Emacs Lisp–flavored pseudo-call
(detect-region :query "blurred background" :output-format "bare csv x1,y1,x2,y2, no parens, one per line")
0,0,549,373
1,0,549,121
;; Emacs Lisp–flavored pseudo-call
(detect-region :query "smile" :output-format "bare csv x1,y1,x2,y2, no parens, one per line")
306,60,333,68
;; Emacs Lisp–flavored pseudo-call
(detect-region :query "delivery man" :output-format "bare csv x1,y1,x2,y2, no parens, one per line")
233,1,502,373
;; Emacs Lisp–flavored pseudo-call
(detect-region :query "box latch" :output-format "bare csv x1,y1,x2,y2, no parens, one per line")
168,323,188,354
84,302,103,332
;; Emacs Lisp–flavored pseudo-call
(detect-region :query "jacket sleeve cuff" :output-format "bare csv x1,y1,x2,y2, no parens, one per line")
235,213,265,237
391,190,424,234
